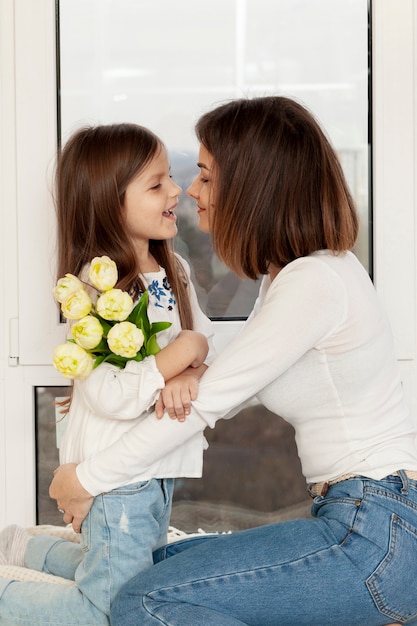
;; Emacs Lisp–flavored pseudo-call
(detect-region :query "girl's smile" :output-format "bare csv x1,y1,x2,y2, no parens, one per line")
162,208,177,221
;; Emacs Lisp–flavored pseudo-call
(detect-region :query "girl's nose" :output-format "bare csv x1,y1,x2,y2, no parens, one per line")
171,180,182,196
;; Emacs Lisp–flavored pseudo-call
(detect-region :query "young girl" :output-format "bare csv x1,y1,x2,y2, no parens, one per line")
0,123,216,625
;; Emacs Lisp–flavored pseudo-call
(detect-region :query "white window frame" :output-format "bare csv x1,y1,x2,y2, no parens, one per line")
371,0,417,411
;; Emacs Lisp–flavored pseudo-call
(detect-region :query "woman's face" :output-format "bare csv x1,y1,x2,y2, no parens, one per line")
187,144,215,233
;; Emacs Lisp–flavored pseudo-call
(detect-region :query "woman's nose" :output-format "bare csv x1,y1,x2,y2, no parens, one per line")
187,179,198,199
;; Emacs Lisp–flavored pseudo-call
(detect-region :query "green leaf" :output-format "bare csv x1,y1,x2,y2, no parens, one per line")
92,339,109,352
146,334,161,356
128,291,148,325
90,312,113,335
100,319,114,335
93,354,108,368
105,354,129,367
149,321,172,335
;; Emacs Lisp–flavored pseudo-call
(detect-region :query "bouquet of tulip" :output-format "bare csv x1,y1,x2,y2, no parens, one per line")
53,256,171,379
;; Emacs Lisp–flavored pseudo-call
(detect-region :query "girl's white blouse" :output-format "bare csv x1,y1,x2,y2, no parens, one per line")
59,255,216,487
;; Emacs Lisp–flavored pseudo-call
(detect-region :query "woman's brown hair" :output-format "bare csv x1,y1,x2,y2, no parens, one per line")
195,96,359,279
55,123,193,329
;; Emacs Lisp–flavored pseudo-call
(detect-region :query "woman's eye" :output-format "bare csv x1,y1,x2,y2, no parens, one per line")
200,177,209,184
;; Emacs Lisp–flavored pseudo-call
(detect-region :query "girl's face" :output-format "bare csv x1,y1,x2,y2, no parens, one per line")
123,147,181,249
187,144,215,233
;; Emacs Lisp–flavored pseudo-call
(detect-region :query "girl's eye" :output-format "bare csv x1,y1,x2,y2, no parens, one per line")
150,183,161,190
200,177,209,184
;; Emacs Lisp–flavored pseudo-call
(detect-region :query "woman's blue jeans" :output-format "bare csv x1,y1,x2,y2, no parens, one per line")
0,478,173,626
111,473,417,625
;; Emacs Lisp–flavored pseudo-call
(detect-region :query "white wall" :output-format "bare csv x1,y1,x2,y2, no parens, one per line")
372,0,417,411
0,0,66,527
0,0,416,527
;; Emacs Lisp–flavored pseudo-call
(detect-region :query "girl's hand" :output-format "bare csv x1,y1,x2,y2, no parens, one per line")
155,373,199,421
49,463,94,533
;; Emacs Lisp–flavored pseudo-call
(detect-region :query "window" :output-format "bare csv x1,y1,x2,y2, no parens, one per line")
4,0,416,532
34,0,371,530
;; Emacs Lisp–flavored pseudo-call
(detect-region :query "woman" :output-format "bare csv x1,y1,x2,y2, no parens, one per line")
52,96,417,625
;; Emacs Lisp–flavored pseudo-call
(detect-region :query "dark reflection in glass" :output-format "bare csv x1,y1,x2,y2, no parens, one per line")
35,387,311,530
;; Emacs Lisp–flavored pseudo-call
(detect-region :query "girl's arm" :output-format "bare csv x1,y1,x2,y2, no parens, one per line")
74,330,208,424
154,330,208,379
153,333,208,421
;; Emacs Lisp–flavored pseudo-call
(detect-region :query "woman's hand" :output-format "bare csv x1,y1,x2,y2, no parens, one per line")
49,463,94,533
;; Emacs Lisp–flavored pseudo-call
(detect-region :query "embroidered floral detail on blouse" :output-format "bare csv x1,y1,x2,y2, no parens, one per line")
147,278,176,311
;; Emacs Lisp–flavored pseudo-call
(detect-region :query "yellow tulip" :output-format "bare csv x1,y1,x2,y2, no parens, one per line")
71,315,104,350
89,256,118,291
96,289,133,321
53,274,83,304
107,322,144,358
61,288,93,320
53,343,95,379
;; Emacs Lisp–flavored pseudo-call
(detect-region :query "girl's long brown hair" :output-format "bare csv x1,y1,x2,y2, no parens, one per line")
195,96,359,279
55,123,193,328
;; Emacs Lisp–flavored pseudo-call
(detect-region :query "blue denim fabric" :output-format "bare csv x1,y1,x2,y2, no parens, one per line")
111,474,417,626
0,478,173,626
25,533,83,580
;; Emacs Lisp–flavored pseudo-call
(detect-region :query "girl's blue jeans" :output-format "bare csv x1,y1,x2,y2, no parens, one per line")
0,478,173,626
111,473,417,626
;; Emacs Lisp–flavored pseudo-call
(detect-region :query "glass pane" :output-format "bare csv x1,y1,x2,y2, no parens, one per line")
58,0,370,319
35,386,70,525
172,406,311,532
35,386,311,530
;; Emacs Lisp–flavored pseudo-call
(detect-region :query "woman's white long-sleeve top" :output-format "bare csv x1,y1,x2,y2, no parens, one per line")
59,255,216,486
76,250,417,495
